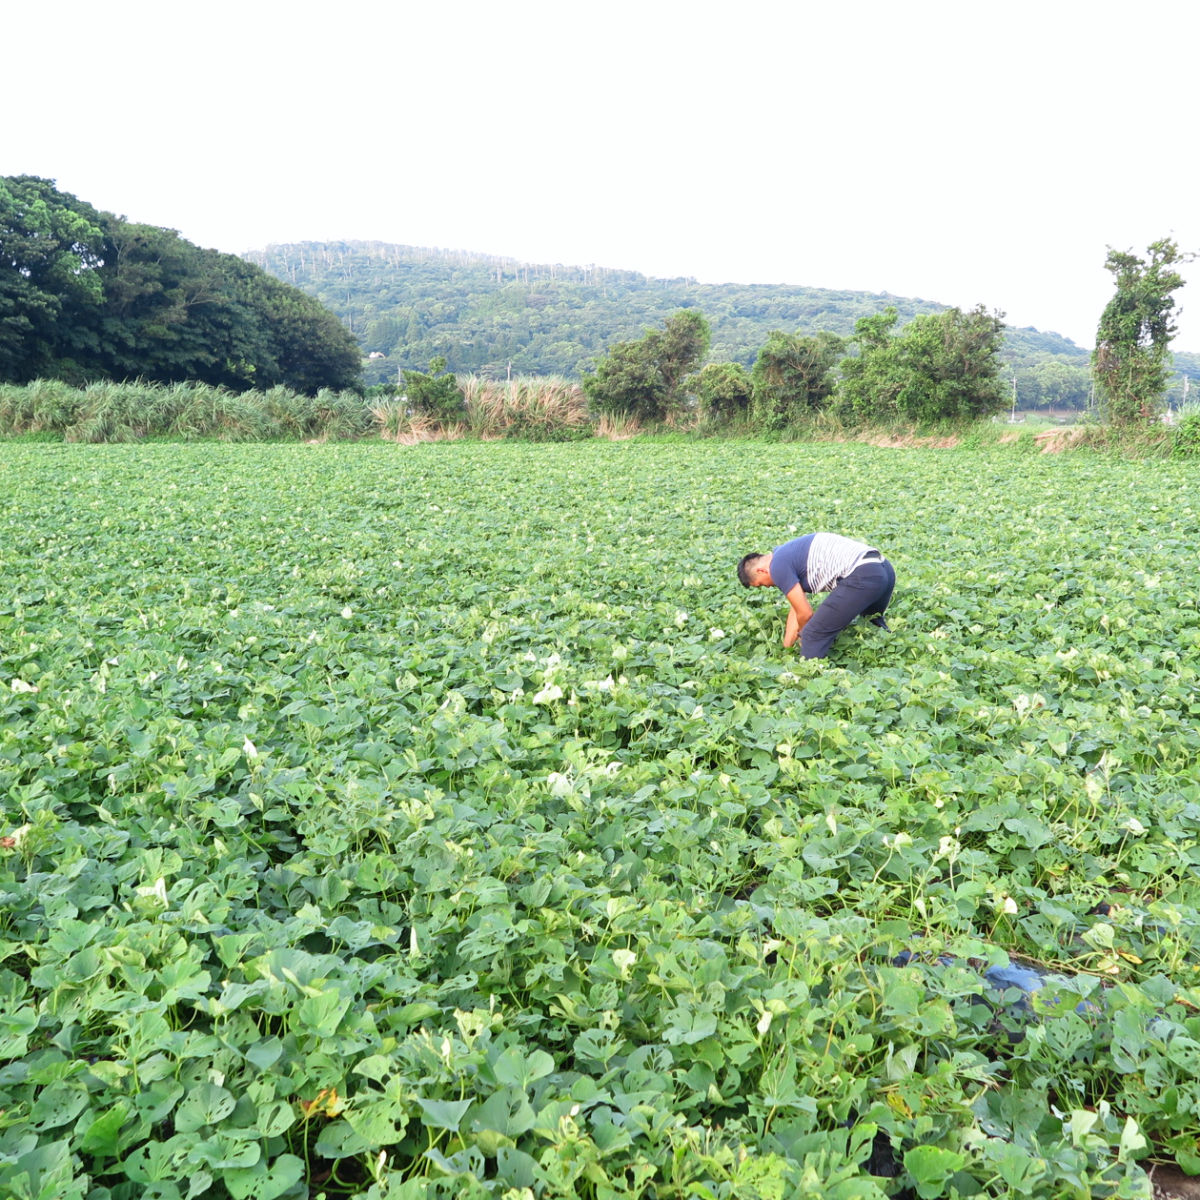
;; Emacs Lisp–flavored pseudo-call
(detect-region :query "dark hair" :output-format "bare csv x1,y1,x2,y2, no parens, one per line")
737,553,763,588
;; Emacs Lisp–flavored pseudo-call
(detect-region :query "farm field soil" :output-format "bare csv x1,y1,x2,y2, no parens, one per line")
2,440,1199,1200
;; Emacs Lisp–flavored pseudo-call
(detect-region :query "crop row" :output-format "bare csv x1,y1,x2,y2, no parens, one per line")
2,441,1198,1198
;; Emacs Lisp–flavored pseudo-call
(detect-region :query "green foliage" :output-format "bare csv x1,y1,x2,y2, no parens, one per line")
1,441,1198,1197
402,356,466,422
248,240,1200,409
0,379,373,441
1093,239,1189,426
582,310,711,422
0,175,107,382
1009,359,1093,413
1171,410,1200,457
750,330,843,429
695,361,753,425
0,176,361,392
838,305,1008,423
247,241,961,383
459,375,591,441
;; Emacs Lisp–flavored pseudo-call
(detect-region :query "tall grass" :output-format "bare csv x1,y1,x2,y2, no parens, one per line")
369,402,463,444
0,381,374,442
0,379,81,435
460,375,591,440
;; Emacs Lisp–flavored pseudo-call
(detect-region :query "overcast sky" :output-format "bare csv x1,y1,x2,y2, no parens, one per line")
6,0,1199,351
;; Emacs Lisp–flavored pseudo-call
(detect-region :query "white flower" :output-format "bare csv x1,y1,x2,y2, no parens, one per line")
341,606,353,618
933,835,960,863
135,877,169,909
709,628,725,641
547,772,574,797
612,948,637,978
10,679,38,694
533,683,563,704
1123,817,1147,835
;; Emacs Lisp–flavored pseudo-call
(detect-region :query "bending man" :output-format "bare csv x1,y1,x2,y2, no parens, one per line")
737,532,895,659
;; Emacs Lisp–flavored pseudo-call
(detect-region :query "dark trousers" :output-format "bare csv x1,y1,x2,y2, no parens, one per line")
800,559,895,659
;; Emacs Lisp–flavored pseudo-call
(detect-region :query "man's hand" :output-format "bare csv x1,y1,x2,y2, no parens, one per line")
783,608,799,648
783,584,813,648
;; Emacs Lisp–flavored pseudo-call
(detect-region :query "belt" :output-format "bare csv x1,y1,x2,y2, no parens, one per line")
844,551,884,577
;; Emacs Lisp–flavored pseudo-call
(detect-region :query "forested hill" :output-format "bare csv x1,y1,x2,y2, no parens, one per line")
244,240,1092,386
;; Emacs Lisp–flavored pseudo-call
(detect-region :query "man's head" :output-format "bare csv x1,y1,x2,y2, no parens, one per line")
737,552,772,588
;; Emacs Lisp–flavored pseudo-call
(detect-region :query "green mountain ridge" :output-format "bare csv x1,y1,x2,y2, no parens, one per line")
244,240,1200,404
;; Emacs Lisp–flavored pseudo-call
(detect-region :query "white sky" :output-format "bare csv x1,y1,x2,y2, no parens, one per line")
5,0,1199,351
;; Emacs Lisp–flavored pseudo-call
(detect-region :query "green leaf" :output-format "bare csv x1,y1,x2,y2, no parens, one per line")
417,1096,472,1132
392,1001,440,1027
174,1082,237,1133
903,1145,966,1198
255,1100,296,1138
294,988,351,1039
244,1037,284,1071
491,1047,555,1090
222,1153,305,1200
30,1082,89,1130
78,1100,133,1155
187,1135,260,1170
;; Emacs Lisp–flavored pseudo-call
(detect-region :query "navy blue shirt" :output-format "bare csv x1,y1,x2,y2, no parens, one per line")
772,533,878,595
770,535,815,594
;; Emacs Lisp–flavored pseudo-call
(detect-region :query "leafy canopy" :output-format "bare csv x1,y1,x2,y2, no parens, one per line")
1092,238,1188,425
402,355,465,420
582,309,711,422
694,361,753,425
838,305,1008,423
0,175,362,392
750,330,844,430
0,176,107,381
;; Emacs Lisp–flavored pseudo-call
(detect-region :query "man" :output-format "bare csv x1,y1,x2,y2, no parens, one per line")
737,533,895,659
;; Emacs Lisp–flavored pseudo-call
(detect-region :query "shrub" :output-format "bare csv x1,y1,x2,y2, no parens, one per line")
750,332,842,430
694,362,752,426
402,356,465,423
837,306,1007,425
583,310,710,423
1171,410,1200,458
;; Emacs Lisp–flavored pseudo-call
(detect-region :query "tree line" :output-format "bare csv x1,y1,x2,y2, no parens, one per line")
573,239,1191,431
247,241,1110,407
247,240,1200,413
577,306,1011,428
0,176,361,392
5,179,1192,428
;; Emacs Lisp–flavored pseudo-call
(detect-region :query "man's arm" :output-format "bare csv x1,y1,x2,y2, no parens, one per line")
782,583,814,648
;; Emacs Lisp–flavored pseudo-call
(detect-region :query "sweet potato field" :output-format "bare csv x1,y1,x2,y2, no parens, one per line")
2,440,1199,1200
